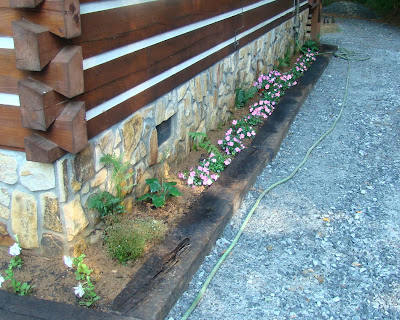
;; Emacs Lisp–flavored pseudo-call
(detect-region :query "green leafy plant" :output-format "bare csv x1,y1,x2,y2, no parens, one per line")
278,47,292,70
137,178,182,208
235,85,258,109
88,154,134,221
63,254,100,307
301,40,319,54
0,238,33,296
188,132,223,157
104,218,167,263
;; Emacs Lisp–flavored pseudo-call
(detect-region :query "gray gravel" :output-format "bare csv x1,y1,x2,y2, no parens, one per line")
323,2,380,19
168,18,400,320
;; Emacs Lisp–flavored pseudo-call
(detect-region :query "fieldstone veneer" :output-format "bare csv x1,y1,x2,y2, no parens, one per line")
0,12,309,255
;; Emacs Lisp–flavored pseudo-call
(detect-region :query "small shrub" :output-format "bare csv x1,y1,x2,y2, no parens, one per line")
104,218,167,263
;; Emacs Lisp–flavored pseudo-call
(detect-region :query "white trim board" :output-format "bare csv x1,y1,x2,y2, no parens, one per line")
86,5,298,120
83,0,277,70
0,37,14,50
80,0,158,14
0,93,20,107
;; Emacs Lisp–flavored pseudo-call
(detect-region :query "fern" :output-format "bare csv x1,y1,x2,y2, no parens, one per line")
100,154,134,198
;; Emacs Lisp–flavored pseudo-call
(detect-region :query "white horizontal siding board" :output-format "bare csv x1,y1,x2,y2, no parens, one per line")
86,5,296,120
0,37,14,50
80,0,158,14
0,93,20,106
83,0,276,70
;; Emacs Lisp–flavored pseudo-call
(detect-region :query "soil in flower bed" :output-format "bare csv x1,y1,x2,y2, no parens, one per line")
0,48,313,311
0,107,253,312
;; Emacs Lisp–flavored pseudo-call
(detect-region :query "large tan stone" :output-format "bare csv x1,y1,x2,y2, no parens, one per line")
0,153,18,185
56,158,68,203
11,190,38,248
0,188,10,206
149,129,158,166
20,161,55,192
91,168,107,188
73,145,95,184
41,233,64,258
155,99,166,126
122,113,143,162
177,83,188,101
0,204,9,219
63,195,89,241
0,222,13,247
41,192,62,233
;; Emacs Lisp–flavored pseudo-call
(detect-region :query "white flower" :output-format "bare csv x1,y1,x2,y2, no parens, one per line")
0,275,4,288
9,242,21,256
63,256,73,268
73,283,85,298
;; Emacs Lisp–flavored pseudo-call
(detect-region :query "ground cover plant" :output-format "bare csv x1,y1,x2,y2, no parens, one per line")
0,42,318,312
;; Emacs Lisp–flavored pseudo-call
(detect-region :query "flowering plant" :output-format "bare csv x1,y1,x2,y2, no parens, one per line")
0,237,33,296
218,128,246,156
64,254,100,307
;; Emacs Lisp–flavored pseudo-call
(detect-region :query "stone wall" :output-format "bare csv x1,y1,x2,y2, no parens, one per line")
0,12,308,256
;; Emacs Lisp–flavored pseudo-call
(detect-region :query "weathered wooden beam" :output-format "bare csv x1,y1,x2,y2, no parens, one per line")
0,104,32,149
0,0,81,39
9,0,43,8
19,78,67,131
40,100,87,153
24,133,66,163
12,20,63,71
0,48,27,94
33,46,84,98
310,0,321,40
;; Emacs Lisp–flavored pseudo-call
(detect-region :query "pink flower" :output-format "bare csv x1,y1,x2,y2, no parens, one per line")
225,135,230,141
247,132,252,137
239,133,245,139
178,172,184,179
228,141,234,146
211,158,217,163
218,140,223,145
211,174,219,181
187,178,194,185
237,128,242,133
235,147,241,153
224,158,231,165
189,171,196,177
232,120,237,125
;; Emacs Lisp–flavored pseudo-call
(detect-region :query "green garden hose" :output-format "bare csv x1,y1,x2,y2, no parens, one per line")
181,49,369,320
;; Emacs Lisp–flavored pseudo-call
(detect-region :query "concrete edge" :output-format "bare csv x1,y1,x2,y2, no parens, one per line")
0,44,337,320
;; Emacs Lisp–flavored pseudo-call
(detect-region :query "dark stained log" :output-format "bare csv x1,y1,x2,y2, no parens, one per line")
9,0,43,8
0,48,27,94
39,100,87,153
0,104,32,149
12,20,63,71
76,0,261,58
19,77,67,131
0,0,81,38
81,0,295,111
24,133,66,163
86,12,296,139
32,46,84,98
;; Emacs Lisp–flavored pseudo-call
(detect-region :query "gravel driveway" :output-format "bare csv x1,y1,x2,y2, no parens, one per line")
168,17,400,320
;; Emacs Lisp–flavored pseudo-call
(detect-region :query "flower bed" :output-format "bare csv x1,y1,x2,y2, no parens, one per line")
179,50,317,188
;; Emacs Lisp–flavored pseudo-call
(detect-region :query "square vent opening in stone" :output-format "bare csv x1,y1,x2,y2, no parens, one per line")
156,116,173,147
